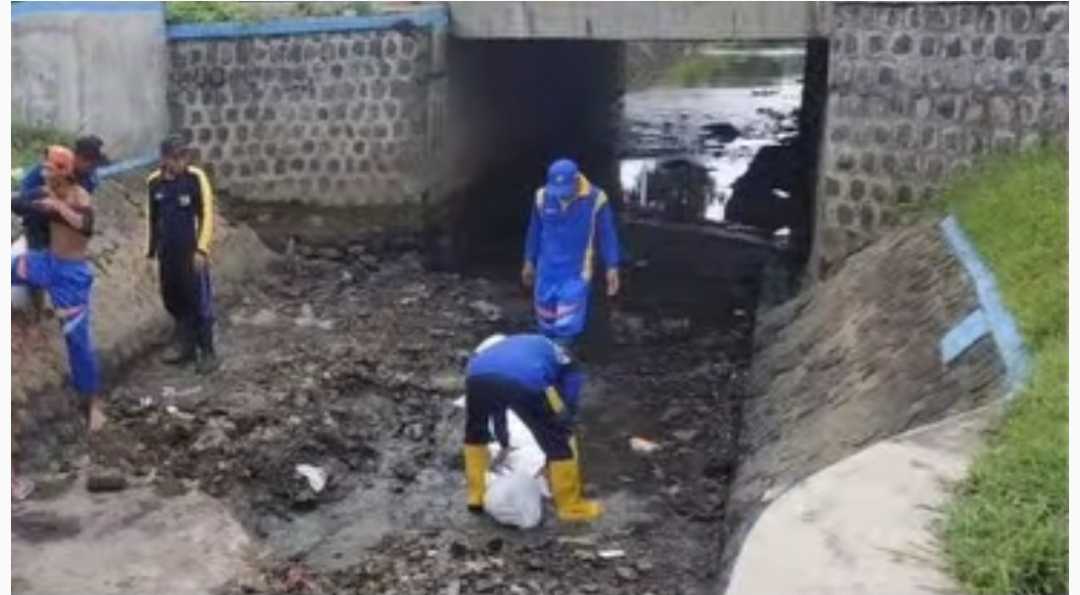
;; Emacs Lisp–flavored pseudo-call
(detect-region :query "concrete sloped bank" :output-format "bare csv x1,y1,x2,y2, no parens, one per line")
718,219,1007,593
726,402,1001,594
12,168,276,466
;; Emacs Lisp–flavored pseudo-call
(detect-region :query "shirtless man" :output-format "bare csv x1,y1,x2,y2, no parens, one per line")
12,146,105,432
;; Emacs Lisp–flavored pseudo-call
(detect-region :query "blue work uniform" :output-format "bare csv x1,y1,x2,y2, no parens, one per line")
524,175,620,343
12,254,100,397
14,164,99,250
146,166,217,353
465,334,586,461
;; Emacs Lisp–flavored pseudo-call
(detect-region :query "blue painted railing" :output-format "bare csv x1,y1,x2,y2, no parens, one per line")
939,215,1031,397
97,153,160,179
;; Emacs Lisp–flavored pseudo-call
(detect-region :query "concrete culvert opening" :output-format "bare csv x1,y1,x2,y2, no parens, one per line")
432,38,624,276
439,37,828,318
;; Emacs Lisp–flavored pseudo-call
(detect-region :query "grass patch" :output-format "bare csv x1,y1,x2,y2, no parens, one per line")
165,2,255,24
12,122,74,188
663,54,781,87
291,2,373,19
941,144,1068,595
165,2,373,24
659,49,802,88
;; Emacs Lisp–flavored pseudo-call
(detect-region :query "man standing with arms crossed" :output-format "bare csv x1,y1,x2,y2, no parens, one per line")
146,135,221,374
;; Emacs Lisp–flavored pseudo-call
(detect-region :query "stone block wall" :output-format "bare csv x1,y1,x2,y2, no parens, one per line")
814,2,1068,279
166,19,441,211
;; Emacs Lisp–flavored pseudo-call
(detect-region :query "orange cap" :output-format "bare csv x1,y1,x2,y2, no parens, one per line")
44,145,76,179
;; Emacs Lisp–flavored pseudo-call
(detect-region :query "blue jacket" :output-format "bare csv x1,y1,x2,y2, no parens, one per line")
467,334,585,416
146,166,216,258
13,163,99,249
524,175,620,283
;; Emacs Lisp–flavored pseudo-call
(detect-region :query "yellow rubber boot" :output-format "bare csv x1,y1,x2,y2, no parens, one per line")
464,445,489,512
548,459,603,522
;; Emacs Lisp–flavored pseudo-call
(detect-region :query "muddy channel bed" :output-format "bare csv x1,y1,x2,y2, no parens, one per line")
14,241,752,595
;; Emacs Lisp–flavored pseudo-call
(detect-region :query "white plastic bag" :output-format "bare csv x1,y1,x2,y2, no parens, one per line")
483,468,544,529
12,236,32,310
452,395,551,527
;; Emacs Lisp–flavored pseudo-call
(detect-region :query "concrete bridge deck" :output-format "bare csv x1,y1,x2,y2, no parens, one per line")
449,1,829,40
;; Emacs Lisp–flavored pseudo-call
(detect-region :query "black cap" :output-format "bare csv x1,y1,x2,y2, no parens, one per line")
160,134,189,158
74,135,109,165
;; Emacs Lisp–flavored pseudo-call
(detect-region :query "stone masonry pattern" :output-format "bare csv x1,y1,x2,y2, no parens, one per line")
816,2,1068,278
167,29,433,206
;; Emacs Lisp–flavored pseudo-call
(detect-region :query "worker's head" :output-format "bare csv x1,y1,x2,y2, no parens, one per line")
474,334,507,354
73,135,108,177
546,158,579,201
160,134,190,177
42,145,76,191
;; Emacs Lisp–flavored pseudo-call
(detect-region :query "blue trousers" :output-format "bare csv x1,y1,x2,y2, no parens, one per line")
158,248,216,352
534,276,591,345
13,251,100,396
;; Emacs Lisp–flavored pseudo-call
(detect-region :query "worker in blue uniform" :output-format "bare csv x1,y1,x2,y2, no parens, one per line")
522,158,621,347
462,333,601,522
146,135,220,374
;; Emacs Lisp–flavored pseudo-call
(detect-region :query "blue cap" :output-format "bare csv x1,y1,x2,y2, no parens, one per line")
546,158,578,200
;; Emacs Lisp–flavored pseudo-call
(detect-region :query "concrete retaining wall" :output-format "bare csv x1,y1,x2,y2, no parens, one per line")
165,10,447,215
11,1,169,159
814,2,1069,278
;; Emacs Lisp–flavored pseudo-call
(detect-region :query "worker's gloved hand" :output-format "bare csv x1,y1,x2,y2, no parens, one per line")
521,262,535,288
606,268,620,297
490,445,515,474
558,403,580,429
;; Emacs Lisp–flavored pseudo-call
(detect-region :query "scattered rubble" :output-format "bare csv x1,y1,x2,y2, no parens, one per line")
22,237,751,595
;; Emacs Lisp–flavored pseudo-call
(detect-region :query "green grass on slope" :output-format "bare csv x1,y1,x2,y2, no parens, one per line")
12,122,74,170
164,2,373,25
11,122,75,189
941,144,1068,595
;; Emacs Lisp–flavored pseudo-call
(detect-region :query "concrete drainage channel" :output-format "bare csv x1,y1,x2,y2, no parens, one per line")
9,179,999,595
13,226,771,595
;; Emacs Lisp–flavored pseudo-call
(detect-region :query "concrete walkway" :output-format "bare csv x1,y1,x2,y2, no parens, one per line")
727,404,1000,595
12,471,258,595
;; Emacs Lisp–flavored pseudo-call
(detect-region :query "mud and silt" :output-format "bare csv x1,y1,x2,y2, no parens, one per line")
16,237,752,594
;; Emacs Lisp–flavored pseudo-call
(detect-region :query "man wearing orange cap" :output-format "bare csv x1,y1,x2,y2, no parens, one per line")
11,146,105,432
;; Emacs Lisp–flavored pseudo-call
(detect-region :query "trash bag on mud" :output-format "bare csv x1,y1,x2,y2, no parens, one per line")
483,468,544,529
453,396,550,528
